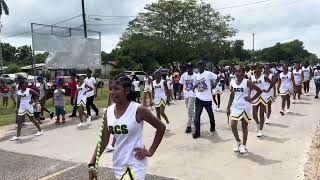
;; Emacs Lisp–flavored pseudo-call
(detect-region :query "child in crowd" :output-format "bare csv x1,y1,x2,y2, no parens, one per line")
53,84,66,124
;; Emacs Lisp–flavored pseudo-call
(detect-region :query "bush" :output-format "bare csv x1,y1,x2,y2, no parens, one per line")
6,64,21,74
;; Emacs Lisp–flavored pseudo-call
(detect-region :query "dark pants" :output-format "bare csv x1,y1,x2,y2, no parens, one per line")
86,96,98,116
173,83,181,99
194,98,215,136
70,96,77,116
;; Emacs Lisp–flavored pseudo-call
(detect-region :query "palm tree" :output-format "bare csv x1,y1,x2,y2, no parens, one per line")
0,0,9,17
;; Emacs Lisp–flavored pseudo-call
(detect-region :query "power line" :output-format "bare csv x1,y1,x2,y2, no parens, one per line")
215,0,272,10
88,15,136,18
3,14,82,39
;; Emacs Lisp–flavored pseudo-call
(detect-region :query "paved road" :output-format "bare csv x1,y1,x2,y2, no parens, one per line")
0,87,319,180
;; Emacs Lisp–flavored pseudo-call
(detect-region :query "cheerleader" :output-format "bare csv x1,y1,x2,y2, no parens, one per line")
263,64,277,124
166,72,174,102
153,72,170,129
212,69,224,111
10,80,43,141
314,64,320,98
250,65,273,137
89,75,166,180
227,67,262,154
76,75,93,127
278,64,295,115
293,64,304,103
302,63,312,96
143,72,153,107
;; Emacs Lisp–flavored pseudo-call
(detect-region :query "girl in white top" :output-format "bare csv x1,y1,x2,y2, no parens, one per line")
227,67,262,154
293,64,304,103
143,73,153,107
10,80,43,141
302,63,312,95
132,76,141,103
212,69,224,111
89,75,166,180
314,64,320,98
152,72,170,128
76,75,93,127
278,64,295,115
250,65,273,137
263,64,277,124
166,73,174,103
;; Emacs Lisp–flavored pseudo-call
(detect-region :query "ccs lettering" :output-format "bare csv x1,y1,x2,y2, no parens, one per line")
252,80,262,85
19,94,27,98
282,76,289,79
109,125,128,135
233,87,244,92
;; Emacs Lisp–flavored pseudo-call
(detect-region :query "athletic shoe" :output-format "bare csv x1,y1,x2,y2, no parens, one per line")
106,145,115,152
265,118,270,124
257,130,263,137
285,109,290,113
77,123,84,127
280,110,284,116
239,145,248,154
292,100,296,104
216,108,220,112
304,93,307,96
9,136,20,141
35,130,44,136
50,112,54,119
316,96,319,99
165,123,170,131
297,99,300,103
86,116,92,124
192,134,200,139
185,126,192,133
233,142,241,152
210,125,216,132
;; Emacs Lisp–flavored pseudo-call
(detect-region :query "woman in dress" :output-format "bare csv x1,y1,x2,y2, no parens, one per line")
278,64,295,115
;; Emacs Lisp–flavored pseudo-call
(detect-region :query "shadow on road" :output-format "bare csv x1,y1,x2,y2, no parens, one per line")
237,152,282,166
267,123,289,128
259,135,290,144
164,131,175,138
201,131,233,143
287,112,308,117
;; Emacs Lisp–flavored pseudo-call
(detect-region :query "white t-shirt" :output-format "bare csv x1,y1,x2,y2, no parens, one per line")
132,80,140,91
195,71,217,101
84,77,96,97
179,72,197,98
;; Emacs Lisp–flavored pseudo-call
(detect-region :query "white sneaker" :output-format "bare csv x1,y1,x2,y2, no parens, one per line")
304,93,307,96
166,123,171,131
257,130,263,137
233,142,241,152
9,136,20,141
297,99,300,103
106,144,115,152
86,116,92,124
285,109,290,113
216,108,220,112
239,144,248,154
35,130,44,136
77,122,84,127
265,118,270,124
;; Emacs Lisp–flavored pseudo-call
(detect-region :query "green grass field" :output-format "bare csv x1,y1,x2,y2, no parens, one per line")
0,85,146,126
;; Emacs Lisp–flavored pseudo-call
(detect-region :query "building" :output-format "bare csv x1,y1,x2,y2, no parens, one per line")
101,61,117,78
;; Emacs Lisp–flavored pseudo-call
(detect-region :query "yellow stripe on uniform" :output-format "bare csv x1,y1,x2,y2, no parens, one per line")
230,111,251,122
252,96,267,106
120,166,136,180
77,100,86,107
280,90,291,96
18,110,34,117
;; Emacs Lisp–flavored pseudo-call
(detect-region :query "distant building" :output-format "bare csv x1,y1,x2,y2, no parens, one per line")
101,61,117,78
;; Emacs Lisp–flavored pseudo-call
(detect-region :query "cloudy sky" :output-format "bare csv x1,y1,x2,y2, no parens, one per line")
1,0,319,56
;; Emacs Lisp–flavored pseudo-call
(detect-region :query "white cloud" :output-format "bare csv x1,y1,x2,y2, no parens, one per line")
0,0,319,56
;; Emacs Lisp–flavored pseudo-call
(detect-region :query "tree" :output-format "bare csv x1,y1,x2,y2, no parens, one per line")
0,0,9,16
119,0,236,67
6,64,20,73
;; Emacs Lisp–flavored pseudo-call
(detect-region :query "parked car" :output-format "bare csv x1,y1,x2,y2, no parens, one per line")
124,71,145,82
0,74,16,83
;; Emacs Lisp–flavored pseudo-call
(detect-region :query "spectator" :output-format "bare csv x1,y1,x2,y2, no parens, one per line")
132,75,141,103
173,71,181,100
69,73,78,117
37,76,54,120
1,82,9,109
33,97,42,124
85,69,99,117
53,83,66,124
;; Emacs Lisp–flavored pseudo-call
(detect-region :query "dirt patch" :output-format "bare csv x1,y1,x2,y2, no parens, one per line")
304,124,320,180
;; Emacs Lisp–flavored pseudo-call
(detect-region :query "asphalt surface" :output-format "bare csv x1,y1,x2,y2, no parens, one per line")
0,149,175,180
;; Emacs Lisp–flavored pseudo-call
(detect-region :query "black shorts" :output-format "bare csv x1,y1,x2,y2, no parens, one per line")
34,112,41,119
135,91,141,98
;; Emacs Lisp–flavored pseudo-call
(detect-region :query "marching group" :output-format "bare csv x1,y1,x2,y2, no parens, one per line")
3,61,320,180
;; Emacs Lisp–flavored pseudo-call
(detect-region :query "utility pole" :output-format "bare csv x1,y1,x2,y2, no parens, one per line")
252,33,255,51
81,0,87,38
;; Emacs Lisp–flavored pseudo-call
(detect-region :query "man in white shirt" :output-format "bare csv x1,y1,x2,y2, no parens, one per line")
179,63,197,133
193,61,219,139
85,70,99,117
